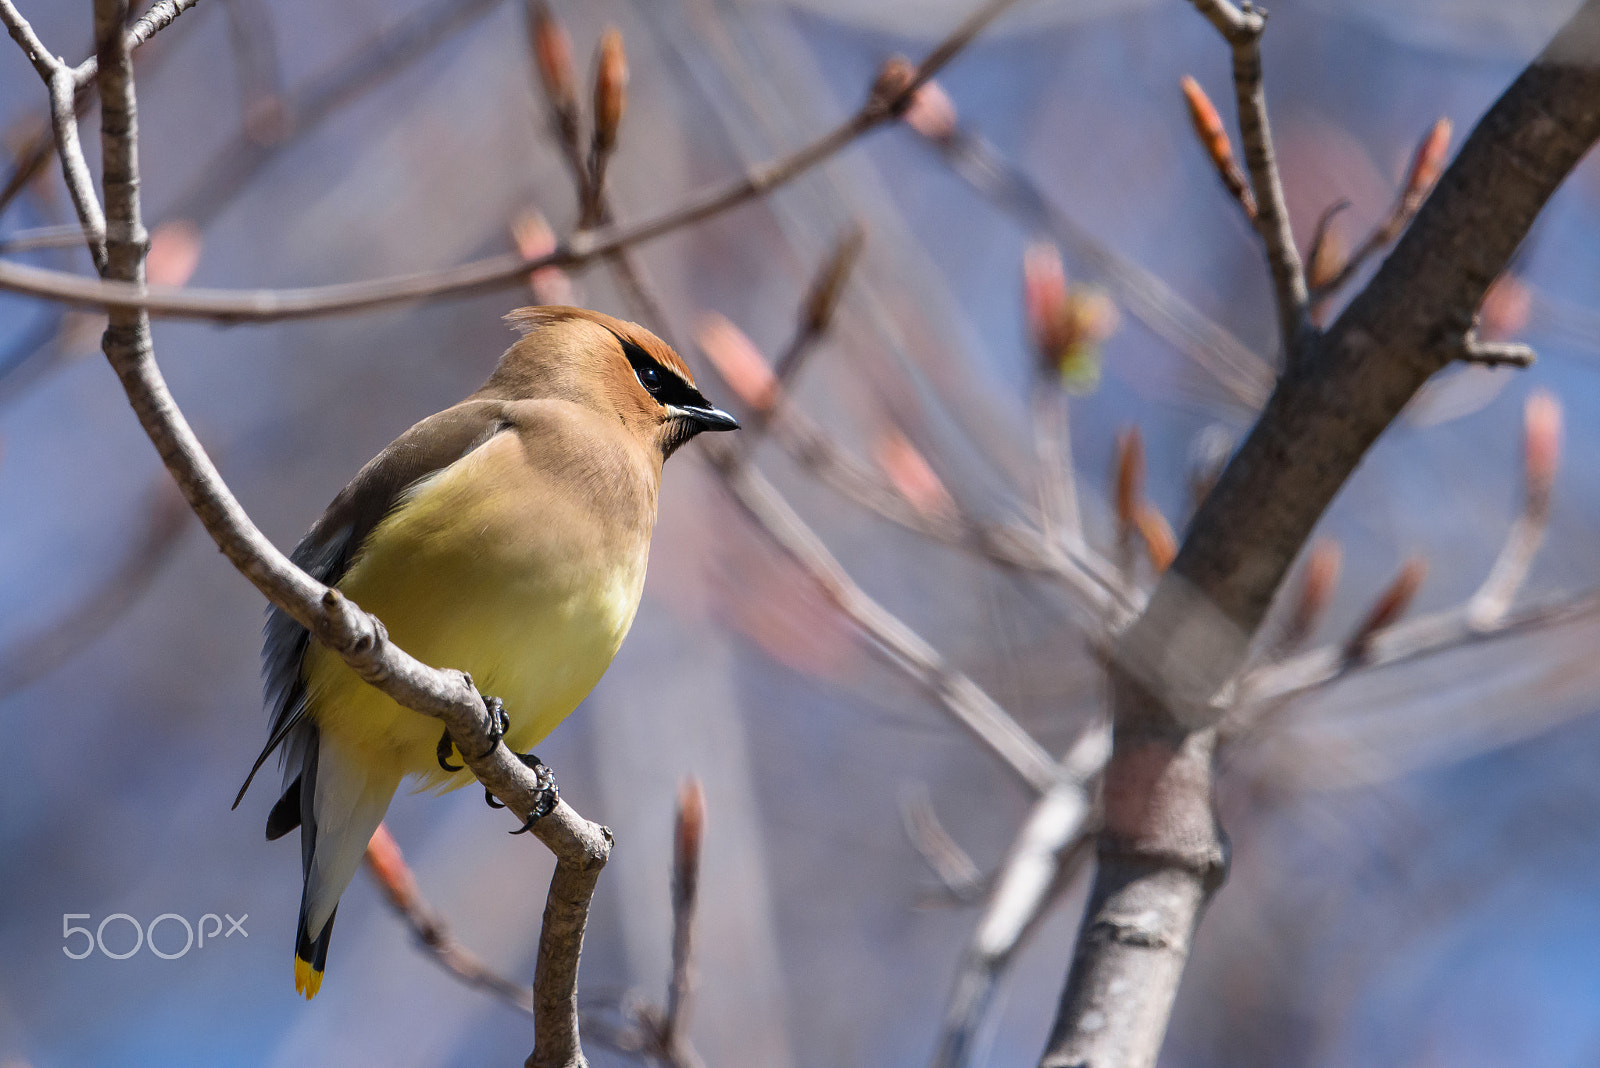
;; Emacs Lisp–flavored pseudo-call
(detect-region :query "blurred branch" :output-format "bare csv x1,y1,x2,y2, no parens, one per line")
1458,336,1536,368
709,440,1060,793
1185,0,1310,366
77,5,606,1064
171,0,505,228
906,96,1272,410
933,725,1108,1068
0,223,94,254
0,0,1031,322
632,780,709,1068
1040,2,1600,1064
901,785,985,905
0,0,199,217
697,315,1135,635
1469,391,1558,626
0,481,188,699
364,824,539,1017
1230,588,1600,722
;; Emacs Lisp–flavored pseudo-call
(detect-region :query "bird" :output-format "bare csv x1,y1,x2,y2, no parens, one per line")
233,306,738,999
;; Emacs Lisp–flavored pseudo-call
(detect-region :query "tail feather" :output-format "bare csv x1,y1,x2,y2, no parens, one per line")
285,729,400,999
294,905,336,1000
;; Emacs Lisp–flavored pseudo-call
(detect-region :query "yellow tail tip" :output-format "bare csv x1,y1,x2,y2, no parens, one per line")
294,954,324,1000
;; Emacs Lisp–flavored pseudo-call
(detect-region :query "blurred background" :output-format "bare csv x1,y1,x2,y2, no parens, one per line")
3,0,1600,1065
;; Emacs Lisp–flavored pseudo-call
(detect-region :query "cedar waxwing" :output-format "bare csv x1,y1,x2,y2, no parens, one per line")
233,307,738,999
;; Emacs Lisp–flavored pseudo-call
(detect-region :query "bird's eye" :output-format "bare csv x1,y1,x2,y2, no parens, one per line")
636,365,663,395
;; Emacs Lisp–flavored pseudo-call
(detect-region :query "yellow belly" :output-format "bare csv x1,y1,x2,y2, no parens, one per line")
301,432,649,791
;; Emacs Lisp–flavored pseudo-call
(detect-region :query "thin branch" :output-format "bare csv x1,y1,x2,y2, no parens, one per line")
696,315,1135,633
932,726,1108,1068
1310,118,1453,310
524,4,678,346
634,781,708,1068
909,107,1272,410
0,224,93,254
900,785,985,904
708,440,1061,794
86,6,603,1064
0,481,188,699
0,0,1031,323
1469,390,1558,627
1187,0,1310,363
364,823,539,1017
1229,588,1600,719
0,0,199,217
1459,336,1536,367
168,0,504,229
0,0,109,270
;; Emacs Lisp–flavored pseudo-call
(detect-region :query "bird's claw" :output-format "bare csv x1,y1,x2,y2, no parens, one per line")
436,728,462,773
438,695,511,774
509,753,559,833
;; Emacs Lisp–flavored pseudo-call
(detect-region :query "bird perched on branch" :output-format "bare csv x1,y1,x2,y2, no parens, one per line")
232,307,738,999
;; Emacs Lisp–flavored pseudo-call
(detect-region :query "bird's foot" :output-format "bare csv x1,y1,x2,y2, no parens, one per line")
438,695,511,773
509,753,559,833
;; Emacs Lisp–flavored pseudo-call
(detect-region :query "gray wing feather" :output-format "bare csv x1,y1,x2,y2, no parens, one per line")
235,399,512,814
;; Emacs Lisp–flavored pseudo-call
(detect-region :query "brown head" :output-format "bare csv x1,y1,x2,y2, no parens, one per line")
478,306,739,460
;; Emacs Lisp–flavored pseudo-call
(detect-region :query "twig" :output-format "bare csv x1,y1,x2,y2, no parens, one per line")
708,441,1060,793
634,781,708,1068
1467,390,1559,627
1032,388,1080,550
696,315,1135,633
0,481,188,699
1229,588,1600,721
0,224,95,254
1179,75,1255,219
1342,556,1427,664
738,223,865,441
84,6,604,1064
0,0,1031,323
1310,118,1453,310
169,0,504,228
1266,537,1341,656
1459,336,1536,368
0,0,199,217
931,726,1108,1068
0,0,108,270
900,785,985,904
364,823,539,1017
522,5,676,345
910,109,1272,410
1186,0,1310,365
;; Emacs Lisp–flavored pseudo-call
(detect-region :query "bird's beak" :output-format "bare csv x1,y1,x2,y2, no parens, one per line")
672,404,741,432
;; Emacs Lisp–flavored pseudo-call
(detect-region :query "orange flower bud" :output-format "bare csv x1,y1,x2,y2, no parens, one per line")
146,220,202,287
1180,75,1255,219
1345,556,1427,661
1401,118,1451,212
592,28,628,155
696,314,777,412
1114,427,1145,532
875,428,956,519
1524,389,1562,521
903,78,958,142
530,2,577,120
